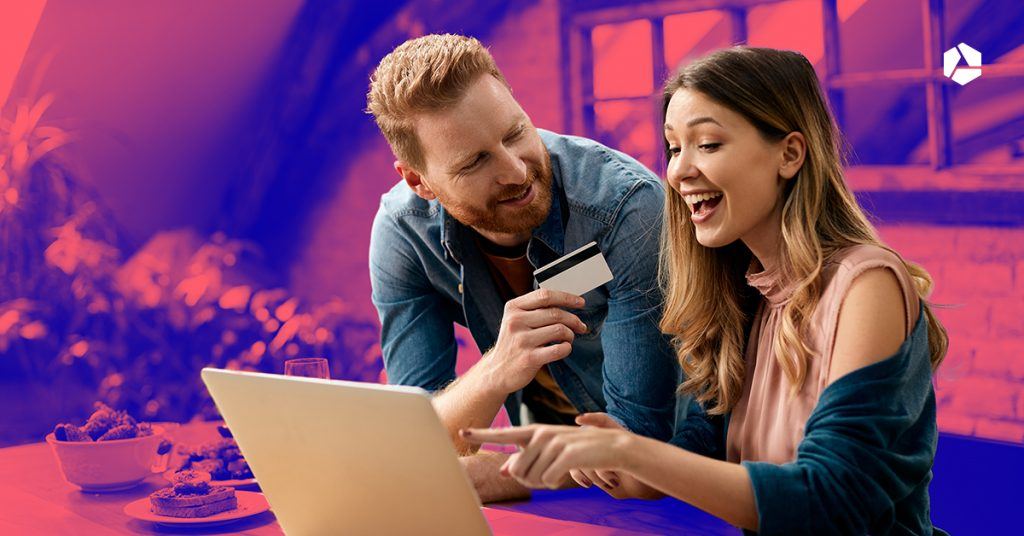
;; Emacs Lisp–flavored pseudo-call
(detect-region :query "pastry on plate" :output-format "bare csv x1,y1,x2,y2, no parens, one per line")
149,470,237,518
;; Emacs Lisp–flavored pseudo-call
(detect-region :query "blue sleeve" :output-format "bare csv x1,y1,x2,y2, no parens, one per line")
668,395,727,460
369,204,458,392
742,319,938,535
598,180,680,441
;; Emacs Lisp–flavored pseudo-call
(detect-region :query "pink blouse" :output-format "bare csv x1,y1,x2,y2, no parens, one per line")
726,244,920,464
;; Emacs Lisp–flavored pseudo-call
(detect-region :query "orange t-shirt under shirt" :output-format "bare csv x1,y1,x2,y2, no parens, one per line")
476,238,579,425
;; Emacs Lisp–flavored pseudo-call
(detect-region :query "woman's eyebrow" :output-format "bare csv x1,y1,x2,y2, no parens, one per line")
664,116,723,131
686,116,722,128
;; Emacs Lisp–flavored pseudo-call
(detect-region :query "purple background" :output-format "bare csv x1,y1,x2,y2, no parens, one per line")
1,0,1022,531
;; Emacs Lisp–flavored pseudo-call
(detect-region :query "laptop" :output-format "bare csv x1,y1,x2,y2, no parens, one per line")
201,368,493,535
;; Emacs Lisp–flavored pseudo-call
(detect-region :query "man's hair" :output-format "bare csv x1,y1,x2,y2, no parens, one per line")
366,34,510,171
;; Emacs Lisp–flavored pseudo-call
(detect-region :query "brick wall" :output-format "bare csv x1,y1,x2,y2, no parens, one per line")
880,225,1024,442
486,0,564,132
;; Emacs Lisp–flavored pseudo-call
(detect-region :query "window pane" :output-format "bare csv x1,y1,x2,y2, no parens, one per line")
841,85,929,165
664,10,732,74
594,99,659,173
747,0,824,74
950,75,1024,166
945,1,1024,66
592,19,653,99
837,0,923,73
943,3,1024,166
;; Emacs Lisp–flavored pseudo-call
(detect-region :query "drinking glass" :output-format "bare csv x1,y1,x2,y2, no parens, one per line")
284,357,330,379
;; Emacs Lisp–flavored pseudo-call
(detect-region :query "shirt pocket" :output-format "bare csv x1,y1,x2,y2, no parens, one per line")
571,306,606,342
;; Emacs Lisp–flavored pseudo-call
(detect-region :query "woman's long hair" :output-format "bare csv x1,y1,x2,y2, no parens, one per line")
659,47,948,415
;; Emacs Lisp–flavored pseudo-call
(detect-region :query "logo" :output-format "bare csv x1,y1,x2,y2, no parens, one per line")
943,43,982,86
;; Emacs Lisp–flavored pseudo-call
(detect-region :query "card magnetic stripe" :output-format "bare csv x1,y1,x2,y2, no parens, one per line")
533,243,602,284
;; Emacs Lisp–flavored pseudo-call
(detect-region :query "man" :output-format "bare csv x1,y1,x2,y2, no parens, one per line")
366,34,679,502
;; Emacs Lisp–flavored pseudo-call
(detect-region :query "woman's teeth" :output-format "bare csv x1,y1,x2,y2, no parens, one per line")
683,191,723,212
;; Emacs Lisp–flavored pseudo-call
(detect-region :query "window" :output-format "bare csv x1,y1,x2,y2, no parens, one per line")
563,0,1024,172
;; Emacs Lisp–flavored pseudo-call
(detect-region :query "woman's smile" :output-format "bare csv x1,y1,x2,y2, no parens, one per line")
681,190,724,224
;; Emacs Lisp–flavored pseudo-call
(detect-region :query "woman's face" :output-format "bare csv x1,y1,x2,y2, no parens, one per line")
663,88,801,253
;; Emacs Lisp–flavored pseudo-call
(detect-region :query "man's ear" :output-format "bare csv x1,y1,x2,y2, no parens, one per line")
779,132,806,181
395,160,436,201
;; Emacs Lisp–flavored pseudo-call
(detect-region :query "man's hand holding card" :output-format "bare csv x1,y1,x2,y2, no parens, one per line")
479,242,615,395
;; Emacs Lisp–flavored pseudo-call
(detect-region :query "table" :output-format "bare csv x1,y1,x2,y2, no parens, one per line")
0,422,739,535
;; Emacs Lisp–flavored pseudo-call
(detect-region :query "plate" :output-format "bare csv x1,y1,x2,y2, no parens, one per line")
79,479,148,493
123,490,270,527
163,470,258,488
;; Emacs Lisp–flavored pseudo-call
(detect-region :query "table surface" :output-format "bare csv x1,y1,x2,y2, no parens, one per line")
0,421,738,535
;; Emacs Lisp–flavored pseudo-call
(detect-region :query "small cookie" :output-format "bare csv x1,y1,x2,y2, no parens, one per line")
98,423,138,441
54,423,92,442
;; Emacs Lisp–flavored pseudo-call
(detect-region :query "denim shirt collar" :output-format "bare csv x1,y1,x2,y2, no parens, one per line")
440,150,568,263
439,206,463,263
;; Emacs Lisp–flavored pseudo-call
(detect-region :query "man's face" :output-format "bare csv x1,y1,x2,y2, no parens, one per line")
409,75,552,238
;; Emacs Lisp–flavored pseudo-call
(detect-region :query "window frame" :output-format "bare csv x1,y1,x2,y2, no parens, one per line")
562,0,1024,174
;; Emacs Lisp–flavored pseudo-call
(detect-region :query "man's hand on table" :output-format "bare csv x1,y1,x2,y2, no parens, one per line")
462,414,666,501
461,450,578,503
461,450,531,503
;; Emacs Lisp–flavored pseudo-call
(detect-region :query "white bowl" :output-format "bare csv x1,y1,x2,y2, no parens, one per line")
46,425,171,492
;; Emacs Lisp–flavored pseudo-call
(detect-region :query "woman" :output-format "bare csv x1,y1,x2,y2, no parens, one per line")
462,47,948,535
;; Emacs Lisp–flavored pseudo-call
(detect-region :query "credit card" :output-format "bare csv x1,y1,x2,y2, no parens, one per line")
533,241,614,297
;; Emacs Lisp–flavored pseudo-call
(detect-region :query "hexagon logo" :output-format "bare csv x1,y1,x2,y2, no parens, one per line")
943,43,982,86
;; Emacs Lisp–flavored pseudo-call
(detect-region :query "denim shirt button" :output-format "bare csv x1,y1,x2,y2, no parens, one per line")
458,283,463,294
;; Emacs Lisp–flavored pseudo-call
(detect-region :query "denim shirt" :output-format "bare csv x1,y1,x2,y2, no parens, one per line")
368,129,680,440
